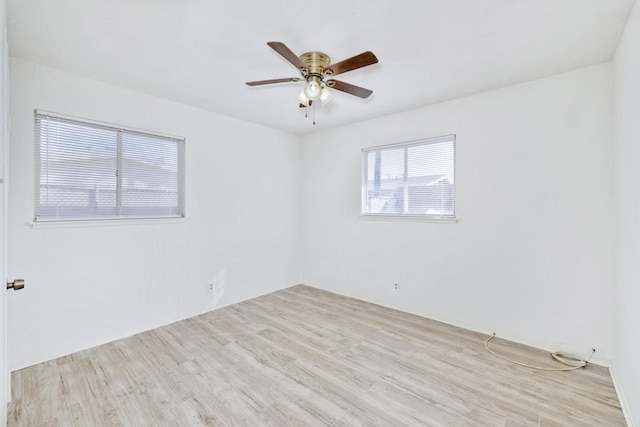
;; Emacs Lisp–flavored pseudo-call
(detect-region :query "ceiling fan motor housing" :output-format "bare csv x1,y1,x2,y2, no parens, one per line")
299,52,331,76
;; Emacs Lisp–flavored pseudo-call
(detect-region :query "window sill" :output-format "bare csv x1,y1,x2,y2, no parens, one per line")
29,216,188,229
360,214,459,224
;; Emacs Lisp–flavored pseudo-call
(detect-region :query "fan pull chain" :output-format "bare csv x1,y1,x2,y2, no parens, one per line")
313,102,316,125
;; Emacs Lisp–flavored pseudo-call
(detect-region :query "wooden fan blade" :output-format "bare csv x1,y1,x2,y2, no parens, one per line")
246,77,301,86
267,41,308,71
324,51,378,76
299,100,313,108
326,80,373,99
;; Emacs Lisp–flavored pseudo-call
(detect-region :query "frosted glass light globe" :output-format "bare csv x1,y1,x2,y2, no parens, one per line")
304,78,322,100
298,90,310,106
320,87,332,105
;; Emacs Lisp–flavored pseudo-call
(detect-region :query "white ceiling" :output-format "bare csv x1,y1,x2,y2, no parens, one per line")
7,0,636,135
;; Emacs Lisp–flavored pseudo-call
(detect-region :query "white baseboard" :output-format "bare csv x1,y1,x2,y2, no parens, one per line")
610,366,636,427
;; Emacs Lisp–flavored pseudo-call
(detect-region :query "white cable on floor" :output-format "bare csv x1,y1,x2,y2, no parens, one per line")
484,333,594,371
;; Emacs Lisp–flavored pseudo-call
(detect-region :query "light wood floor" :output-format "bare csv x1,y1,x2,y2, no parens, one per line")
8,285,626,426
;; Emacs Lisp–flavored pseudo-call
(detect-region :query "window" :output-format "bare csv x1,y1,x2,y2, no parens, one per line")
362,134,455,220
35,110,185,222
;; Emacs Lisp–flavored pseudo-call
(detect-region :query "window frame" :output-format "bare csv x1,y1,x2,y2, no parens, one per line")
361,134,457,222
34,110,186,224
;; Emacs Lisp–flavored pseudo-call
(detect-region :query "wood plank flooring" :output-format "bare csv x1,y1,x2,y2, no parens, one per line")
8,285,626,426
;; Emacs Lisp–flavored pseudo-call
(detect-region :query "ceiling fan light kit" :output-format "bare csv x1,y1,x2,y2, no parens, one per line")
303,75,322,100
246,41,378,125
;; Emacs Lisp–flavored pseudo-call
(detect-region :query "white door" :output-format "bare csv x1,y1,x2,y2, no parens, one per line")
0,148,6,424
0,8,8,423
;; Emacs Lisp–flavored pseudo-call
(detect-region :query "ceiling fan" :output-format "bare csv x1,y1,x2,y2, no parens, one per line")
246,41,379,111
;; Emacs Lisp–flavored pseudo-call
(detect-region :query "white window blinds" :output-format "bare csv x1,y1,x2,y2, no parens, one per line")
362,135,455,219
35,111,185,222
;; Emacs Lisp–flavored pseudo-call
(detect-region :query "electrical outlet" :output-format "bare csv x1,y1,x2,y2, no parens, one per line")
394,283,400,292
208,283,214,293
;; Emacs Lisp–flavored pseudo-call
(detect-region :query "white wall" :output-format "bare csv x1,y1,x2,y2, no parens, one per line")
613,1,640,424
301,64,615,363
7,58,301,371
